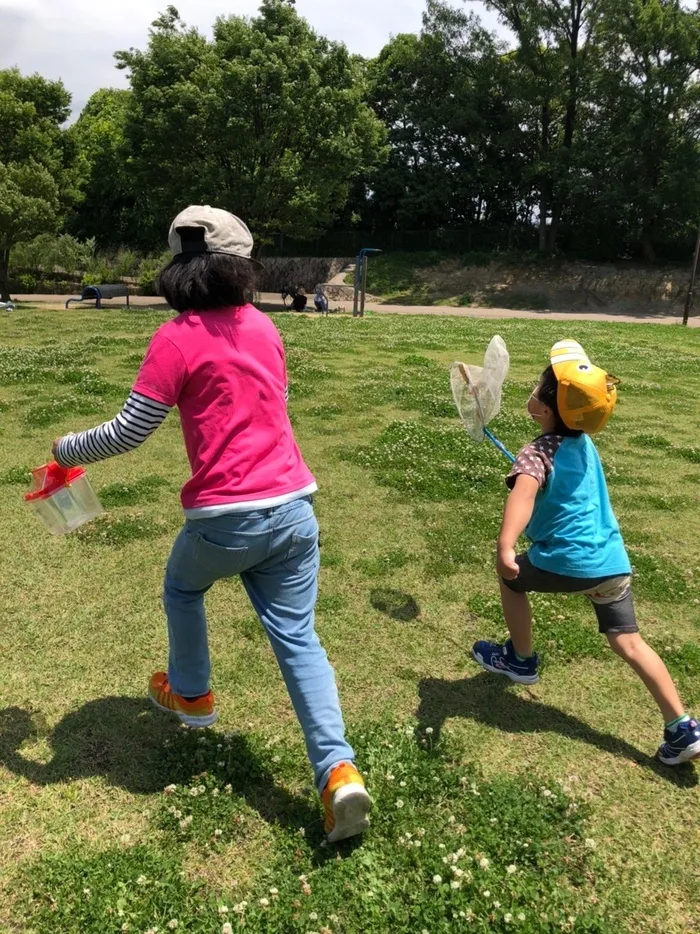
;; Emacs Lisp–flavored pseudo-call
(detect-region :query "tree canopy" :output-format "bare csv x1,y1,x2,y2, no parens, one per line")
0,69,77,300
7,0,700,274
113,1,386,251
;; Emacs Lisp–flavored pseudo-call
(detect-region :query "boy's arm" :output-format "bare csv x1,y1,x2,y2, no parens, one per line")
497,474,539,579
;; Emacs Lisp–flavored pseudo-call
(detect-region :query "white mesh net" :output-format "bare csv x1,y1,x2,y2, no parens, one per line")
450,336,510,442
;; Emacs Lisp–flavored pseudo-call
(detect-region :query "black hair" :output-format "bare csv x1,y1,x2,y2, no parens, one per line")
157,252,259,312
536,365,584,438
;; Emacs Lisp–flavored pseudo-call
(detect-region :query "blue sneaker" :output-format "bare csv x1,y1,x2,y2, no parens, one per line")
472,639,540,685
656,718,700,766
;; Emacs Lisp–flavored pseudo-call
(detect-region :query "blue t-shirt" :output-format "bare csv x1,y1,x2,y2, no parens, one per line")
506,433,631,578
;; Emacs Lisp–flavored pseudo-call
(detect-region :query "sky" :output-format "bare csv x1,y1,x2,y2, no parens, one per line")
0,0,504,119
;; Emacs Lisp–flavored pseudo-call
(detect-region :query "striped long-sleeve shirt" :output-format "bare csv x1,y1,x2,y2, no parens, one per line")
56,392,171,467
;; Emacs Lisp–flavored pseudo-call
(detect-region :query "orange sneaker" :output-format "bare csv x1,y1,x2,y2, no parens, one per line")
321,762,371,843
148,672,218,728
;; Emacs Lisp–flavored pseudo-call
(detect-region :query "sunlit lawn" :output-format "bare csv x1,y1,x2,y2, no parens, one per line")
0,306,698,933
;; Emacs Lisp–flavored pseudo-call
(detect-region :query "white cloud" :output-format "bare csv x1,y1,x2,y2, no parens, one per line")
0,0,504,118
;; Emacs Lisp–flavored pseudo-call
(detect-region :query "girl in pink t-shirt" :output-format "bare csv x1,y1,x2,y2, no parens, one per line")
54,206,370,843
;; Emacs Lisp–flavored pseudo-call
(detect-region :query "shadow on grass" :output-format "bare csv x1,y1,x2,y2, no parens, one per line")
0,696,319,830
370,588,421,622
416,672,699,788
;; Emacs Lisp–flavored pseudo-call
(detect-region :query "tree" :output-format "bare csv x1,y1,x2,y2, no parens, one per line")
472,0,604,252
114,2,385,250
576,0,700,261
356,2,531,239
0,69,75,300
67,89,141,250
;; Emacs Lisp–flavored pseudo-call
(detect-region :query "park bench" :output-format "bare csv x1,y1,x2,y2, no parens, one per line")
65,284,130,310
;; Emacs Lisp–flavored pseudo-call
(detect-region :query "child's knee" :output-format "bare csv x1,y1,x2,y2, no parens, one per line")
607,630,643,659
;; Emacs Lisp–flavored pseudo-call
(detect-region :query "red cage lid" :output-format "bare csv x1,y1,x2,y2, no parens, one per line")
25,461,86,502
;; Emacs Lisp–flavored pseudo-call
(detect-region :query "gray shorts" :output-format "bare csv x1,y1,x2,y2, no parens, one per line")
502,555,638,634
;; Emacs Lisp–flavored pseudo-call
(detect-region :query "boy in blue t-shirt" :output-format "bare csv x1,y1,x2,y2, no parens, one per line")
472,340,700,766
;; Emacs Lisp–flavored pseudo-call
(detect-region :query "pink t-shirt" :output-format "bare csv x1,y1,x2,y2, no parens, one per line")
133,304,315,511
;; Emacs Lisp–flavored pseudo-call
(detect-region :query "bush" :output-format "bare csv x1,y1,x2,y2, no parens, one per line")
81,272,103,287
10,234,96,276
18,273,37,292
138,253,169,295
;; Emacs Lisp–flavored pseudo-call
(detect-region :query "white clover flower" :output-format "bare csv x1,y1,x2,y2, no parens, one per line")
483,890,491,898
518,913,526,921
493,901,501,908
433,875,443,885
585,838,597,850
399,781,407,788
438,843,446,850
224,784,232,795
83,888,91,896
259,898,269,908
425,727,434,735
507,864,517,875
269,887,279,897
167,921,179,930
395,799,405,809
136,875,148,886
309,912,318,921
386,773,395,781
214,829,223,838
222,924,234,934
450,880,462,890
164,784,177,795
218,905,229,915
505,914,513,923
479,857,490,870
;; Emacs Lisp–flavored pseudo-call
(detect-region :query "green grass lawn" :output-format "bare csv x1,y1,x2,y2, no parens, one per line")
0,307,699,933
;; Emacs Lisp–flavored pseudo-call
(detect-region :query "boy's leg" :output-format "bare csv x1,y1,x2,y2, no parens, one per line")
472,558,540,684
499,577,534,659
592,583,685,723
591,583,700,763
606,631,684,724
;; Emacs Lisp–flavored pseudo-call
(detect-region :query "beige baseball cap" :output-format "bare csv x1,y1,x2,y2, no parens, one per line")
168,205,263,268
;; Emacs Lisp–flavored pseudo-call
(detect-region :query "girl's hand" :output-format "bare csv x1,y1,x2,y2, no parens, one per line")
497,546,520,580
52,433,73,462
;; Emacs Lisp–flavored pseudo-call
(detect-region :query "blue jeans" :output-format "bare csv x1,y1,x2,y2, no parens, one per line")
163,495,355,791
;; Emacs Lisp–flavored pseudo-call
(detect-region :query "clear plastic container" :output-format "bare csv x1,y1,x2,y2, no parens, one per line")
25,462,104,536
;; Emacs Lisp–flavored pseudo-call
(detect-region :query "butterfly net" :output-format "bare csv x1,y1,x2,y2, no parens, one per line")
450,336,510,442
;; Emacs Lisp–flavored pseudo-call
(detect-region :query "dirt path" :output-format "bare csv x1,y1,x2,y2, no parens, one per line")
8,293,700,327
